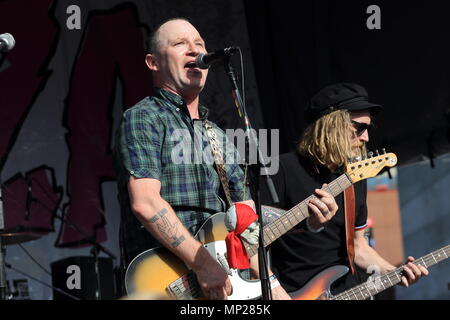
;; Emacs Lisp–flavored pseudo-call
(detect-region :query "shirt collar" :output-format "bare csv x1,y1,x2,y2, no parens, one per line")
155,87,209,120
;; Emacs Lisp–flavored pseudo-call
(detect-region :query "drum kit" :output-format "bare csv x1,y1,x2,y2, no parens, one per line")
0,195,40,301
0,180,51,300
0,181,116,300
0,229,43,300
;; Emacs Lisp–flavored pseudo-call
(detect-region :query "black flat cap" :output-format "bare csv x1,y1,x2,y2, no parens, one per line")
305,83,383,123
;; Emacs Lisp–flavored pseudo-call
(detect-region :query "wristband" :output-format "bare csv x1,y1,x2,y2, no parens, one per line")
269,274,280,289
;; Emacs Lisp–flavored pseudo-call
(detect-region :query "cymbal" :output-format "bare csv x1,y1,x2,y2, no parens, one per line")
0,231,42,245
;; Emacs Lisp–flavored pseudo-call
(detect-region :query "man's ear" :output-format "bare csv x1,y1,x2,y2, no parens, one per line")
145,54,158,71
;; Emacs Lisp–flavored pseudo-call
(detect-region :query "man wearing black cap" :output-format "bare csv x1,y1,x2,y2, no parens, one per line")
260,83,428,298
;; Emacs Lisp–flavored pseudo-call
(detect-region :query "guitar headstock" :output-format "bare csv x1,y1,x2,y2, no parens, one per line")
346,151,397,183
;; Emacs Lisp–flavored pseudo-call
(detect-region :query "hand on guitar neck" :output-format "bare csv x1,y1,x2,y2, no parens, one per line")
354,230,429,289
391,256,429,287
306,184,339,231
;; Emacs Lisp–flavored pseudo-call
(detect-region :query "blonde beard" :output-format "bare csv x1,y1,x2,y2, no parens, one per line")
350,143,366,159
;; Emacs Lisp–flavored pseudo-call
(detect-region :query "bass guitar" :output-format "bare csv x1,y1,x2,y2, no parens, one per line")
290,244,449,300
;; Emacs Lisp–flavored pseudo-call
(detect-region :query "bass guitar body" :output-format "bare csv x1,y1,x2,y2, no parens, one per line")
289,266,349,300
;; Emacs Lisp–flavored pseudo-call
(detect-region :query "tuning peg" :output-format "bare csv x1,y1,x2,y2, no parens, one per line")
376,150,380,156
382,148,386,154
368,151,374,158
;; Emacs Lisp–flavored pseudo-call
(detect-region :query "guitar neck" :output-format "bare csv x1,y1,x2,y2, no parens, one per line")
333,245,450,300
246,173,353,257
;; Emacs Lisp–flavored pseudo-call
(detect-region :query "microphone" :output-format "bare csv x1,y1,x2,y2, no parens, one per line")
0,33,15,52
195,46,239,69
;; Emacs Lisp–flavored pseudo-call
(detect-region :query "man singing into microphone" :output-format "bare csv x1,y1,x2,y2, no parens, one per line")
113,18,293,300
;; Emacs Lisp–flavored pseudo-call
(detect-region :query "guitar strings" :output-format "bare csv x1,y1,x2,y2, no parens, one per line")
333,246,449,300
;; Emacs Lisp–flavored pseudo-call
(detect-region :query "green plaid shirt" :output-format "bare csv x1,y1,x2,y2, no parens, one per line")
113,88,250,264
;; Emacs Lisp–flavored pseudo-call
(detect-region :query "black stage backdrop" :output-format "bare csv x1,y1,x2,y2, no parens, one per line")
244,0,450,166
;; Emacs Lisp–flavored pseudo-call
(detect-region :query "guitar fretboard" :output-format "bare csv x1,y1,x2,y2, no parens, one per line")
332,245,450,300
245,173,353,257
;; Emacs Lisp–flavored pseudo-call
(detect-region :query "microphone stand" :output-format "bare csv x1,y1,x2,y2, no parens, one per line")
223,55,279,300
0,185,7,300
32,197,116,300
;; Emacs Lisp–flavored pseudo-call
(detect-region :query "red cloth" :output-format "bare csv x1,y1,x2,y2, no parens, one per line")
225,203,258,269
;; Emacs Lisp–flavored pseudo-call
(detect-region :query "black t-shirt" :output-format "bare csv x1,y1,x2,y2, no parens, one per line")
260,151,369,294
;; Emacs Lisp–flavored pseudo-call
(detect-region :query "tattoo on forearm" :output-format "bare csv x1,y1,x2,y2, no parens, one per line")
148,208,168,223
148,208,186,248
170,235,186,248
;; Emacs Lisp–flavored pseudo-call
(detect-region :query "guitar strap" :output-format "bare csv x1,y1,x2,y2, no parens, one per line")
344,185,356,275
203,120,233,208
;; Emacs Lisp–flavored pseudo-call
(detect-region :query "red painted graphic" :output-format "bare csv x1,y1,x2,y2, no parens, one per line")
61,4,152,246
0,2,153,247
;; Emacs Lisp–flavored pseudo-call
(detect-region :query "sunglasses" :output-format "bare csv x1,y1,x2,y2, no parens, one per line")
351,120,374,136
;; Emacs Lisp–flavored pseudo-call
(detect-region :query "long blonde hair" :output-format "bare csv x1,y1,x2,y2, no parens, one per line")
298,110,366,168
